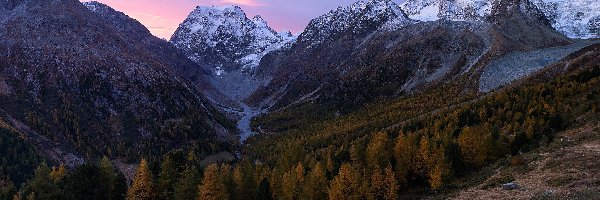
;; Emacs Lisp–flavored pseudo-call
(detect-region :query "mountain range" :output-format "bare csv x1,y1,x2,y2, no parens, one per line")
0,0,598,174
1,0,600,198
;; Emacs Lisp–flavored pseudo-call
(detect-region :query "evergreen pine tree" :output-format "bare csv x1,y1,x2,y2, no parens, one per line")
113,173,128,200
63,164,111,200
24,163,61,200
157,156,177,200
99,157,117,200
174,165,201,200
0,177,16,200
257,178,273,200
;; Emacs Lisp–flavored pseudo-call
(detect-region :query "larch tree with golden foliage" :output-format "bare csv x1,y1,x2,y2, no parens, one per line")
394,132,419,185
232,165,244,200
302,163,328,200
383,166,399,200
328,163,361,200
367,167,384,200
49,164,67,183
281,162,304,200
457,126,492,167
198,164,229,200
366,132,389,170
127,159,154,200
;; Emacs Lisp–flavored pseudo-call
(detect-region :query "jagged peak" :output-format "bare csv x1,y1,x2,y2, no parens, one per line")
82,1,109,12
299,0,412,45
278,30,293,37
252,15,265,22
252,15,269,28
327,0,407,17
190,5,246,19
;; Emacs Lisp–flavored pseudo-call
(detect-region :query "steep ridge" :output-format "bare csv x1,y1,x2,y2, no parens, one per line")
0,0,236,165
248,0,571,113
401,0,493,21
83,1,215,89
249,0,416,110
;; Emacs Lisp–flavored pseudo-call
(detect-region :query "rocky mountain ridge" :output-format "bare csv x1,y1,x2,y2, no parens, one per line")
0,0,237,165
247,0,572,112
400,0,599,38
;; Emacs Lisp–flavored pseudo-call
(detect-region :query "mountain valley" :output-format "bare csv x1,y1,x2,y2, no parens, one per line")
0,0,599,199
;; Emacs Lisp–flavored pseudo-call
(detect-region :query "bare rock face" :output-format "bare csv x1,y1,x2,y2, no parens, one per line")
0,0,236,163
486,0,572,54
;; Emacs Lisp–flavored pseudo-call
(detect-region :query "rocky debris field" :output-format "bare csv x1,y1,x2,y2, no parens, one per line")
479,40,600,92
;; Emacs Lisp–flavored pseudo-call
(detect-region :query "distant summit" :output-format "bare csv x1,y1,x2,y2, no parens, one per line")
170,5,295,72
299,0,413,46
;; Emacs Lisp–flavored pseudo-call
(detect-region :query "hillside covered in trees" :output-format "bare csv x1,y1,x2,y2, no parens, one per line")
2,42,599,200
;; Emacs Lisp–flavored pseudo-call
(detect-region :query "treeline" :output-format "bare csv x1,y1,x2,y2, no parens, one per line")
4,157,127,200
0,126,43,194
2,152,269,200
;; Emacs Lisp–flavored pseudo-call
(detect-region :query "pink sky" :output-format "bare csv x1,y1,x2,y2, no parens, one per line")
81,0,404,39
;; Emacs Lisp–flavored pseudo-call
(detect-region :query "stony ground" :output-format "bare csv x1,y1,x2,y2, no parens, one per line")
450,123,600,200
479,40,600,92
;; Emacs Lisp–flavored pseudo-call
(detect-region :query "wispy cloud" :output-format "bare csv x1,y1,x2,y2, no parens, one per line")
130,11,168,23
219,0,267,7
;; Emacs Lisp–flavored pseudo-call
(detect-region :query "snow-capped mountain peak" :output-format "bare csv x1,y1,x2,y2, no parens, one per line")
299,0,413,45
170,5,294,72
